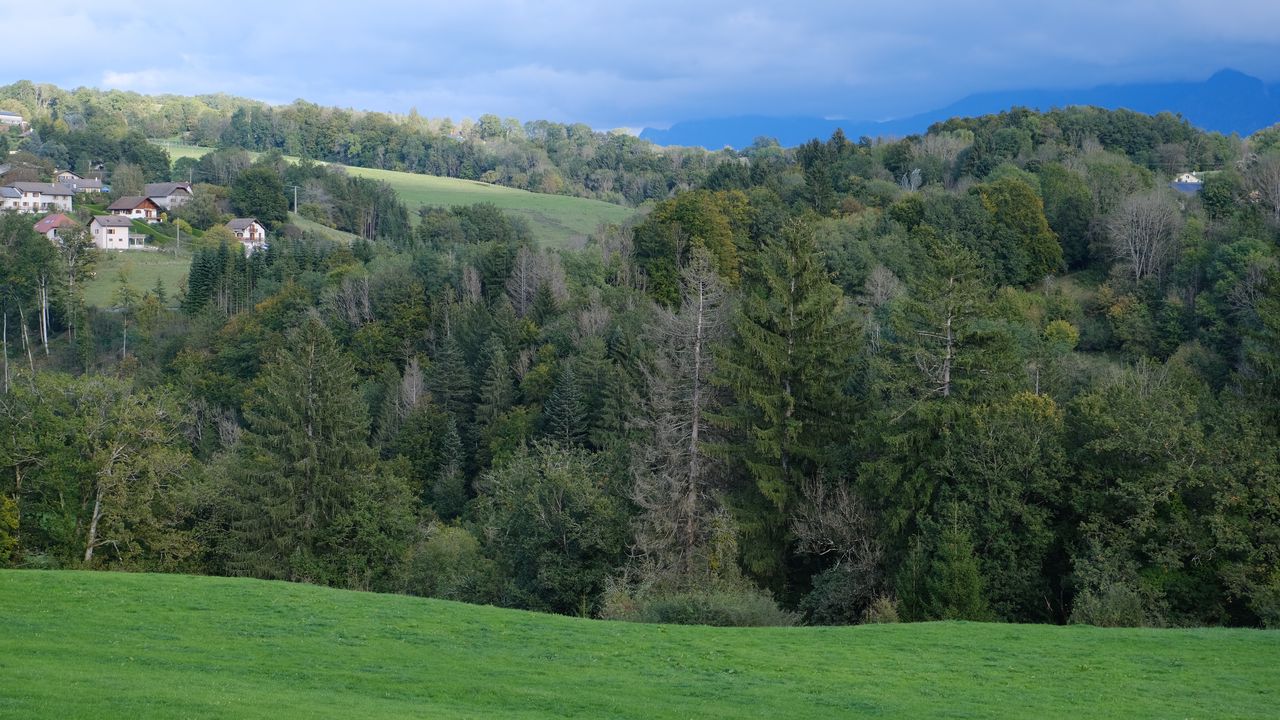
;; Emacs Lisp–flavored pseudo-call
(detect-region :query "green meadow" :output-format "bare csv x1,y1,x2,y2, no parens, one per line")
156,141,636,248
83,247,191,308
2,570,1276,719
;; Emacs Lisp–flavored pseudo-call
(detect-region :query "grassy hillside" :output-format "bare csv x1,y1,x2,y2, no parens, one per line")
2,571,1276,719
157,141,636,248
84,248,191,308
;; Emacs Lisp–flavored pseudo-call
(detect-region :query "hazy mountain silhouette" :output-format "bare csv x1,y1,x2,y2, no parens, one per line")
640,69,1280,149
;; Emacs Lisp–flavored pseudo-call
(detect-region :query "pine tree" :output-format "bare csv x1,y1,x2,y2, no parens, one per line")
710,219,851,577
223,315,412,587
543,363,586,446
474,335,513,430
631,250,730,585
426,333,472,423
724,219,850,503
431,414,466,519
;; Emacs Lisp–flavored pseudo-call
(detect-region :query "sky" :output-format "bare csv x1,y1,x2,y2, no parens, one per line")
2,1,1279,130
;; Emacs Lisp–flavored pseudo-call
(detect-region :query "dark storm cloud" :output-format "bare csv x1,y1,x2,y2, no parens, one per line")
3,1,1278,128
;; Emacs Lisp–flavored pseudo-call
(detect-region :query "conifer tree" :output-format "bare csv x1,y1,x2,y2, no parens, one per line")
543,363,586,446
223,315,412,588
710,219,851,576
432,414,466,519
474,335,513,430
426,333,472,423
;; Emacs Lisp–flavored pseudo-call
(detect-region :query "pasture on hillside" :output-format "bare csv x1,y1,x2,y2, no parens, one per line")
156,141,636,248
83,248,191,309
2,571,1277,719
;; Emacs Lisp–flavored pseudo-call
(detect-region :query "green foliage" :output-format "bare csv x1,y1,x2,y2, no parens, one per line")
976,176,1063,284
230,165,289,226
476,442,626,614
601,587,799,627
220,316,413,590
407,523,499,603
633,190,749,305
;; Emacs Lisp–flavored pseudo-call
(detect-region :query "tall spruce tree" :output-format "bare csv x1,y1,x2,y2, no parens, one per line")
711,219,851,578
223,315,412,588
543,363,586,446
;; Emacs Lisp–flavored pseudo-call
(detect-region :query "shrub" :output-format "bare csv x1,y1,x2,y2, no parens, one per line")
601,588,800,627
863,595,900,624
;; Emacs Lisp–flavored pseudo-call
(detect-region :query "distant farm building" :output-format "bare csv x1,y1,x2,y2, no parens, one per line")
1170,172,1203,195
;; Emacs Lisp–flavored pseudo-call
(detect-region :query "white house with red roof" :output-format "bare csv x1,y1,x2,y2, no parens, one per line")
33,213,79,241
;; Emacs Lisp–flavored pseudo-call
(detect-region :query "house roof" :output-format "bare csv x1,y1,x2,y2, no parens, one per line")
0,187,20,199
144,182,192,197
227,218,262,231
33,214,78,233
70,178,103,189
108,196,157,211
9,182,75,196
0,111,21,118
92,215,133,228
57,170,84,180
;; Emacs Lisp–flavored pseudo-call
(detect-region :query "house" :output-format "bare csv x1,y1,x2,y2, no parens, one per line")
0,186,20,211
1171,172,1203,195
108,195,162,223
0,111,24,127
6,182,75,213
54,171,103,193
67,177,104,194
33,213,79,240
144,182,193,210
90,215,136,250
227,218,268,254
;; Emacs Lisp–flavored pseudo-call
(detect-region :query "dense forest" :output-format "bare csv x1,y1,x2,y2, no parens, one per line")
4,93,1280,629
0,80,727,205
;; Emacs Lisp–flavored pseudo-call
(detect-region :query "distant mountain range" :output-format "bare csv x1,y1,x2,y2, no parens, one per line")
640,69,1280,149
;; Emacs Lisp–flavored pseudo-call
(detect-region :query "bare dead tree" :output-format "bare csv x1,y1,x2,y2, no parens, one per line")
574,292,612,342
397,356,428,421
1106,190,1183,283
461,266,483,304
629,249,729,586
1246,153,1280,225
505,245,539,316
332,276,373,330
861,265,904,309
792,476,882,574
506,246,569,316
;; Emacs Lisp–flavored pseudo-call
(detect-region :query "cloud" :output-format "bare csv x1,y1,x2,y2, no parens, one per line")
2,1,1278,127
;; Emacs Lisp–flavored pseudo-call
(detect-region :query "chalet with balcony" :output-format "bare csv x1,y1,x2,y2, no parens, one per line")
108,195,162,223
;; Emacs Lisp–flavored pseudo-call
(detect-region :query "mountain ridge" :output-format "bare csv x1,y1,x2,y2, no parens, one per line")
641,69,1280,149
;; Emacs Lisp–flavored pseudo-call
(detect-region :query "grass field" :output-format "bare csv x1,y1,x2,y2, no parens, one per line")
2,571,1276,719
157,141,636,248
84,248,191,308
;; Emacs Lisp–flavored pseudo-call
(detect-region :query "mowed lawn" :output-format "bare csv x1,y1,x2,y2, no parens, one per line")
157,141,636,248
1,571,1276,719
83,248,191,308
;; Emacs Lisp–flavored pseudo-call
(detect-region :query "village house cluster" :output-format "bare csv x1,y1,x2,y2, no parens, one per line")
1,167,266,254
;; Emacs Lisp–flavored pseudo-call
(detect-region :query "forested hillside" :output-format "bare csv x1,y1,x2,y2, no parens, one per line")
4,95,1280,629
0,81,728,205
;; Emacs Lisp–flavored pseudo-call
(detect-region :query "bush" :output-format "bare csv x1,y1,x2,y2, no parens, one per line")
1069,582,1160,628
862,595,900,624
601,588,800,627
406,523,499,604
